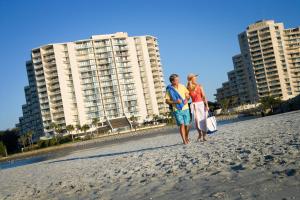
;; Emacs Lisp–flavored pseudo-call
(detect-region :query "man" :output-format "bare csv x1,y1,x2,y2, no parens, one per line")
165,74,191,144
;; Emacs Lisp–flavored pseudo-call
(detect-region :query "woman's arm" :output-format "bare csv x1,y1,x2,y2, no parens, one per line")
199,85,209,110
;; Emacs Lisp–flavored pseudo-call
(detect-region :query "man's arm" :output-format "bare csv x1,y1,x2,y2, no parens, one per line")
166,99,182,105
165,90,181,105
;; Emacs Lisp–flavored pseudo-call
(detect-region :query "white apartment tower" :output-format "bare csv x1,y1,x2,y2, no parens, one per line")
216,20,300,105
17,32,168,138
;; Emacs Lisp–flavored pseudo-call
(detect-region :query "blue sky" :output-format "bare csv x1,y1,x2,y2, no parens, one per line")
0,0,299,130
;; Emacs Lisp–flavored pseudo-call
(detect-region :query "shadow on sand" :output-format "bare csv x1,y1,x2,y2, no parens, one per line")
47,143,183,164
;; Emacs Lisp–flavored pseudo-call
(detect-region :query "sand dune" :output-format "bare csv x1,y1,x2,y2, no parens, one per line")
0,111,299,200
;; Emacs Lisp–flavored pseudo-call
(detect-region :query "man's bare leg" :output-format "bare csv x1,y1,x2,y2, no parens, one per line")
185,125,190,143
179,124,188,144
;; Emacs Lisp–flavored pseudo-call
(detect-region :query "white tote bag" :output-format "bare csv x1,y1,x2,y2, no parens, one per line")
206,112,217,134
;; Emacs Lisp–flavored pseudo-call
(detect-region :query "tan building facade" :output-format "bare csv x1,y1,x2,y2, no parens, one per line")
17,32,168,138
216,20,300,105
284,27,300,96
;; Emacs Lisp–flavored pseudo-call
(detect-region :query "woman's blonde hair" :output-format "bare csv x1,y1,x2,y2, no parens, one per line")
187,81,197,91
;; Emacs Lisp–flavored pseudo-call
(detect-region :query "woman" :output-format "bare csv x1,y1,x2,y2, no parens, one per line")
187,73,209,142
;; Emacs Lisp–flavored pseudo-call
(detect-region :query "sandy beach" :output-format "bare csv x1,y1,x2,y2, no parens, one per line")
0,111,299,200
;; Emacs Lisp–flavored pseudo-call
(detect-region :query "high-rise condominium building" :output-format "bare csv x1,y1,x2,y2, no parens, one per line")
16,32,168,139
216,20,300,105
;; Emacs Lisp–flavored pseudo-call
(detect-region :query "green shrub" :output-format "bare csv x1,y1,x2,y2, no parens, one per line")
58,135,72,144
0,141,7,157
37,140,49,148
37,135,73,149
48,138,58,146
83,135,92,140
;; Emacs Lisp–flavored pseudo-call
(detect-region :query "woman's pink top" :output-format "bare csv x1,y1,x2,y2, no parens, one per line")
189,85,204,102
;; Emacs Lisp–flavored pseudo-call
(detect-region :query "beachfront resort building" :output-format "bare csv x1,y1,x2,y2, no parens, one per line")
16,32,168,139
215,20,300,105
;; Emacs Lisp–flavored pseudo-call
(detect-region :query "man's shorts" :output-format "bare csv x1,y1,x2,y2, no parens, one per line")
173,109,191,126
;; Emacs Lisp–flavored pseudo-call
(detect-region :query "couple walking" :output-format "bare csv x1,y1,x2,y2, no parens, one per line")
165,73,209,145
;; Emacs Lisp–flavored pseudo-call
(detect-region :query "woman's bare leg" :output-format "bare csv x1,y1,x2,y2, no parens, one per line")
197,128,203,141
203,131,207,141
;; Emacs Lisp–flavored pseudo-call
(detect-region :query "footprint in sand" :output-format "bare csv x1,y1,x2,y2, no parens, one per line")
285,169,297,176
231,164,245,171
264,155,274,162
272,168,297,177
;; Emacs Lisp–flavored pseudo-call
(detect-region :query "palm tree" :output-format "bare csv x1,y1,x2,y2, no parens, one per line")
49,122,58,141
91,118,99,137
229,96,239,108
56,125,64,141
18,134,27,151
153,115,159,124
220,98,230,113
130,115,138,131
129,115,137,122
259,96,282,114
26,130,34,148
166,111,174,125
81,124,90,138
66,124,75,142
162,112,169,124
76,124,82,136
130,115,139,130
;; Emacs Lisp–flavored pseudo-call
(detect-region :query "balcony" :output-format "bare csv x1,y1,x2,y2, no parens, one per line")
36,80,46,87
44,66,57,74
114,46,128,51
43,49,54,55
77,54,95,61
53,112,65,119
115,52,129,57
261,44,273,50
147,45,156,50
252,56,263,62
32,52,41,58
33,58,42,64
42,116,52,121
51,100,63,107
113,41,127,46
262,47,274,54
43,55,55,61
264,58,276,65
115,57,130,63
258,88,269,93
251,51,262,57
268,82,280,88
51,95,62,102
291,74,300,79
98,59,111,65
39,93,48,98
35,70,44,76
41,105,50,111
38,86,47,93
249,43,260,49
36,75,45,82
49,89,61,95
